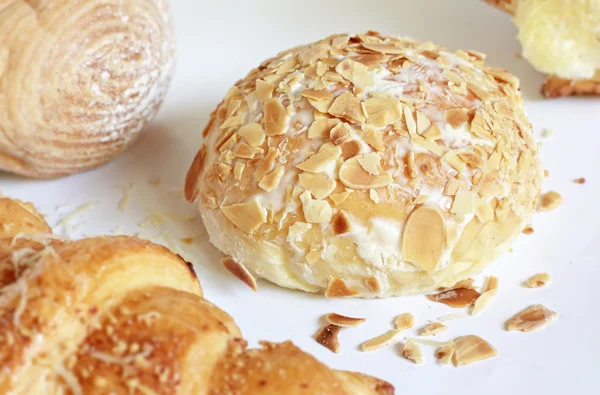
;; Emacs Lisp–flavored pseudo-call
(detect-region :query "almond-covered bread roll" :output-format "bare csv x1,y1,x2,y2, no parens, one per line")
0,197,392,394
185,32,543,298
0,0,175,178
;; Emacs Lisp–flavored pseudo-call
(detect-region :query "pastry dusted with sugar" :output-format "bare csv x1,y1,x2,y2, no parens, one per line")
185,32,543,298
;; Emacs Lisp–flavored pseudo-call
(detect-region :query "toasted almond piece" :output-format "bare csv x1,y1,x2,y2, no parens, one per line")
421,123,442,140
215,163,232,180
436,343,455,365
444,108,470,128
308,97,334,113
522,226,535,235
325,313,366,327
263,98,288,136
339,156,393,189
574,177,586,184
402,206,446,274
329,192,350,206
443,178,465,196
470,289,496,316
340,140,363,160
443,151,466,172
438,313,468,323
220,115,245,130
402,339,424,364
403,107,417,136
302,89,333,102
409,338,450,347
221,199,267,233
451,187,475,216
233,162,245,181
443,278,475,290
364,97,402,127
325,277,359,297
314,324,341,353
361,329,403,352
474,198,494,222
538,191,562,212
238,123,266,147
357,152,382,175
506,304,557,332
330,123,351,145
420,322,447,336
300,191,332,223
328,91,366,123
406,151,417,178
458,150,485,169
296,143,342,173
394,313,415,330
369,189,379,203
484,276,499,292
258,166,285,192
416,111,431,134
221,256,258,291
253,147,279,181
525,273,552,288
332,210,352,235
234,143,263,159
299,173,337,199
256,79,275,102
308,118,341,139
452,335,498,367
362,42,405,54
362,126,385,152
335,58,372,88
427,288,481,308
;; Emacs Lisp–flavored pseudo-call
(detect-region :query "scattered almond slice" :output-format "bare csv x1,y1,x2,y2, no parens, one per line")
420,322,447,336
263,98,288,136
506,304,558,332
296,143,341,173
258,166,284,192
238,123,266,146
221,199,267,233
325,277,359,297
427,288,481,308
394,313,415,330
221,256,258,291
525,273,552,288
484,276,499,292
357,152,382,175
330,123,351,145
256,79,275,102
444,108,470,128
314,324,342,353
332,210,352,235
361,329,403,352
335,58,372,88
436,343,455,365
340,140,363,160
325,313,366,327
364,97,402,127
328,91,366,123
302,89,333,102
402,206,446,274
538,191,562,212
300,191,332,223
402,339,424,364
471,289,496,316
339,156,393,189
438,313,468,323
573,177,586,184
452,335,498,367
299,173,336,199
308,118,341,139
522,226,534,235
329,192,350,206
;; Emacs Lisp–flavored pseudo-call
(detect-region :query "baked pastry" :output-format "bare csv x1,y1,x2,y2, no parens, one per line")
0,198,392,394
0,0,175,178
484,0,600,97
185,32,543,298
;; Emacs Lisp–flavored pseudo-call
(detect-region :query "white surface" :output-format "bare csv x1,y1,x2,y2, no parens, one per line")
2,0,600,393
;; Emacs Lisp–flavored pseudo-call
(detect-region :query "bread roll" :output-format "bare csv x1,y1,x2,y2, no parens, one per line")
185,32,543,298
0,0,175,178
0,197,393,394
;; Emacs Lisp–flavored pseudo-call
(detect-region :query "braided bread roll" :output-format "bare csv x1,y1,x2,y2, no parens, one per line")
0,198,392,395
0,0,175,178
483,0,600,97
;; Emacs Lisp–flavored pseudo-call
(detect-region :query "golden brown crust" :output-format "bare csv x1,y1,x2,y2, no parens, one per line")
0,0,176,178
0,198,392,394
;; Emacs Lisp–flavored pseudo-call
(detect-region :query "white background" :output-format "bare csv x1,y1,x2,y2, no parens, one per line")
3,0,600,393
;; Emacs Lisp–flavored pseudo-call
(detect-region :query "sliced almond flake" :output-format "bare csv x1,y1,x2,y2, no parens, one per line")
402,206,446,274
302,89,334,102
574,177,586,184
215,163,233,180
325,313,366,327
305,250,321,264
506,304,558,332
525,273,552,288
436,343,455,365
221,256,258,291
335,58,372,88
258,167,285,192
300,191,332,223
324,71,346,83
458,150,485,169
329,192,350,206
357,152,382,175
416,111,431,134
233,162,245,181
443,178,465,196
296,143,341,173
444,108,469,128
362,127,385,152
341,140,363,160
308,97,334,113
362,42,405,55
256,79,275,102
330,123,351,145
406,151,417,178
474,198,494,222
484,276,499,292
443,151,466,172
420,322,447,336
470,289,496,316
298,43,329,65
238,123,266,147
427,288,481,308
221,199,267,233
234,143,263,159
328,91,366,123
308,118,341,140
220,150,236,165
522,226,534,235
332,35,350,49
325,277,359,297
410,338,451,347
452,335,498,367
220,115,245,130
438,313,468,323
402,339,424,364
339,156,393,189
403,107,417,136
314,324,341,353
364,97,402,127
299,173,336,199
538,191,562,212
226,99,242,118
451,188,475,216
361,329,403,352
253,147,279,181
369,189,380,203
394,313,415,330
263,98,288,136
276,58,297,74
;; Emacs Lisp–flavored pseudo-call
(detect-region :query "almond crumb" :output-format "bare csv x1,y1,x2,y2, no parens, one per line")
402,339,424,364
506,304,557,332
394,313,415,330
427,288,481,308
314,324,341,353
325,313,366,327
420,322,447,336
525,273,552,288
538,191,562,212
522,226,534,235
573,177,586,184
436,343,455,365
221,256,258,291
